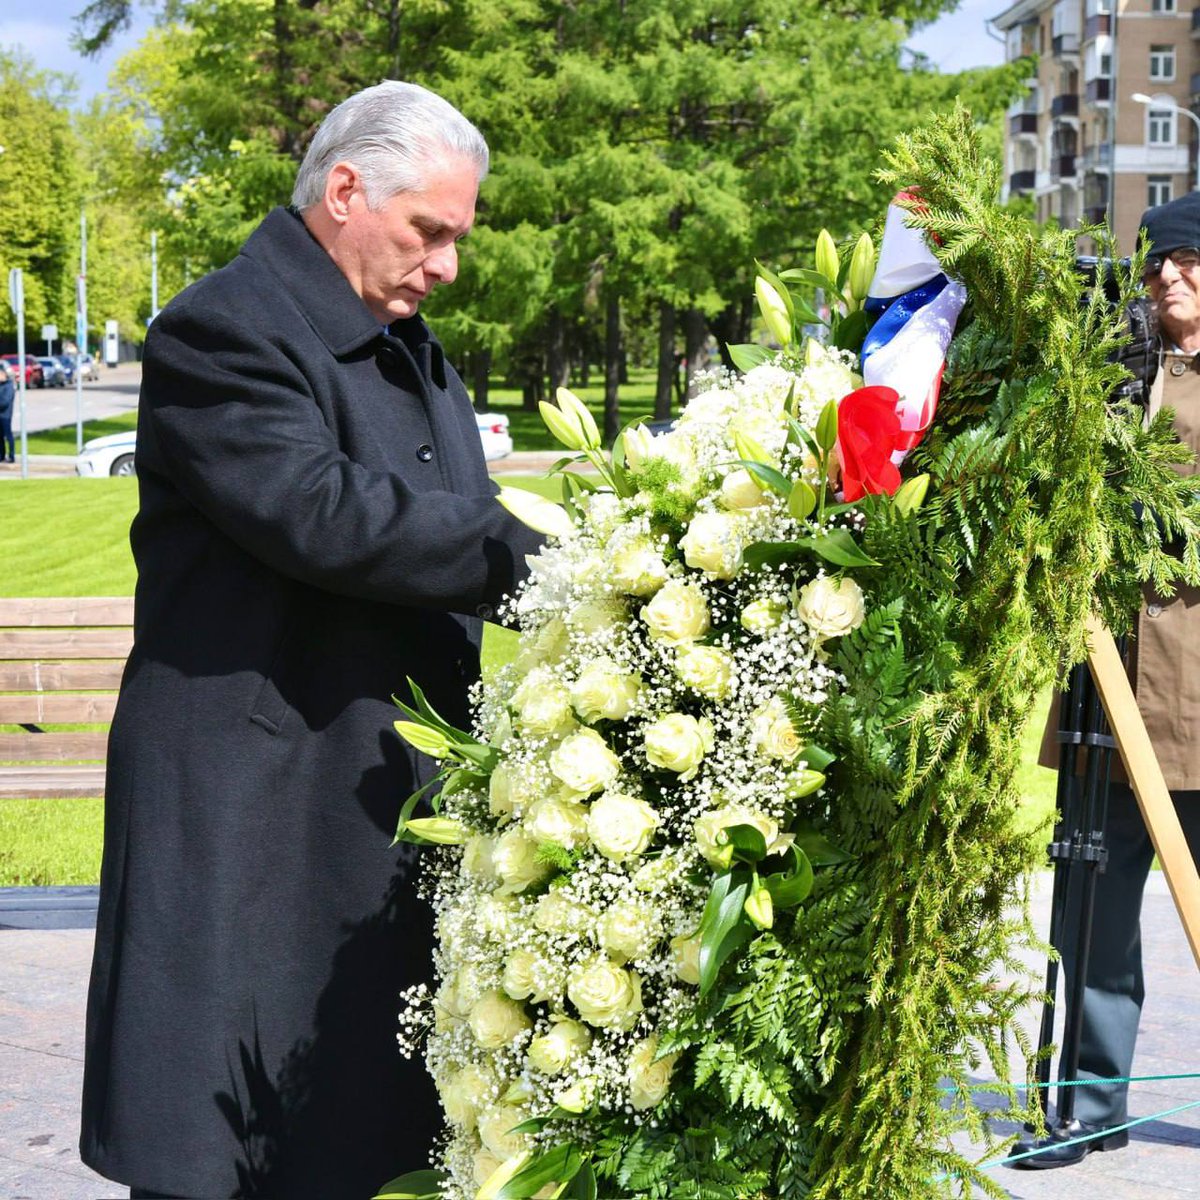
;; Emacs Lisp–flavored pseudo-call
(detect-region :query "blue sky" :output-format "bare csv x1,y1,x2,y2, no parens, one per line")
3,0,1007,108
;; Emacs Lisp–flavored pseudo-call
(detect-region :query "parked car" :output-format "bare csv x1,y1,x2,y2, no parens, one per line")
76,353,100,382
75,430,137,477
77,413,512,478
1,354,44,388
54,355,77,385
37,357,67,387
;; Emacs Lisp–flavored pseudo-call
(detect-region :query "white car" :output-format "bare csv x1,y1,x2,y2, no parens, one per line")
75,412,513,478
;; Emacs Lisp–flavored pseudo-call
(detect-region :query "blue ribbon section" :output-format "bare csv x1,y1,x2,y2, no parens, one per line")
861,274,949,367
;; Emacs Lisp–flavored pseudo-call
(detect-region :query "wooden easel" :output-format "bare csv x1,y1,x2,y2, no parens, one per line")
1084,614,1200,970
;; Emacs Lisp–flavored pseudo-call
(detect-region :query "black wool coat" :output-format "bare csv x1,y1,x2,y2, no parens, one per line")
80,207,543,1199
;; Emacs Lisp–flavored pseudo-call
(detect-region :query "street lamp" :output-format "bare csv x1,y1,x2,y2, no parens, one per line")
1132,92,1200,192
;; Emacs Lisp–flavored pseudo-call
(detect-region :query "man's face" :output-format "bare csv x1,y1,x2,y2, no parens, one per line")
331,155,479,324
1146,248,1200,346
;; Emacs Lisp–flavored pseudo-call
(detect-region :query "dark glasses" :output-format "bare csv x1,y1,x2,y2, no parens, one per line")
1143,246,1200,279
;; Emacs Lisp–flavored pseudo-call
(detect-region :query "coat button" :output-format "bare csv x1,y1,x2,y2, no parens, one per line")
416,444,434,462
1147,603,1163,617
476,603,494,620
1171,360,1188,376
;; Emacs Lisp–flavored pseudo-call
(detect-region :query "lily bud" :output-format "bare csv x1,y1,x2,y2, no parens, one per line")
623,424,655,472
815,229,840,286
785,768,826,799
538,400,586,451
744,883,775,930
393,720,452,758
755,275,792,348
733,429,778,471
893,473,930,515
403,816,468,845
497,486,576,539
556,387,601,451
847,232,876,302
477,1152,533,1200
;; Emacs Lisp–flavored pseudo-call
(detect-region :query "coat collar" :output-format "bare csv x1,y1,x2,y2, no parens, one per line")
238,207,447,387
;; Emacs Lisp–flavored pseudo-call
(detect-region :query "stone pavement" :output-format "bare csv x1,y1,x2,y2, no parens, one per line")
0,874,1195,1198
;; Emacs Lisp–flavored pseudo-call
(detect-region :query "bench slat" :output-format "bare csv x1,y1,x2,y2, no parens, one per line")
0,693,118,723
0,597,134,627
0,660,126,691
0,765,107,798
0,732,110,762
0,629,133,659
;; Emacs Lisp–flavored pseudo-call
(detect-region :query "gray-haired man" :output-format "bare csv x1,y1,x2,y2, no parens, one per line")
81,81,541,1199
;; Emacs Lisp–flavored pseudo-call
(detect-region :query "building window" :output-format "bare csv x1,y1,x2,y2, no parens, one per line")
1099,52,1112,77
1149,108,1175,145
1150,45,1176,83
1148,176,1174,208
1152,0,1176,12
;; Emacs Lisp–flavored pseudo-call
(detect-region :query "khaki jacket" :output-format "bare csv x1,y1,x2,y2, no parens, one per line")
1041,349,1200,789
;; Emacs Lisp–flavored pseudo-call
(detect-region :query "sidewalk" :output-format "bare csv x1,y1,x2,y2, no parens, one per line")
0,874,1194,1198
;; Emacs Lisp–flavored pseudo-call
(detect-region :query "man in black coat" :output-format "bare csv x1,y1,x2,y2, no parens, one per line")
80,81,543,1199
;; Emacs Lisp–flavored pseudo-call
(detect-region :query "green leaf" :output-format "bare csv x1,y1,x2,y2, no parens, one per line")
728,342,773,372
733,458,792,498
778,266,837,291
791,824,855,866
561,1161,598,1200
805,529,880,568
507,1108,573,1135
797,743,835,770
790,295,824,325
492,1143,584,1198
392,773,445,844
833,307,871,352
762,846,813,908
697,868,754,995
815,399,839,452
742,540,802,571
372,1168,446,1199
787,417,820,455
723,822,768,863
788,479,817,521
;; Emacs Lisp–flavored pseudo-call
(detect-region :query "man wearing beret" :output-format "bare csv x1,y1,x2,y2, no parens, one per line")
1021,191,1200,1168
81,81,543,1198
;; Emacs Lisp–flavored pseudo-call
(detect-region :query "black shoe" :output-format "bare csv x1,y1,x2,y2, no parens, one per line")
1011,1119,1129,1169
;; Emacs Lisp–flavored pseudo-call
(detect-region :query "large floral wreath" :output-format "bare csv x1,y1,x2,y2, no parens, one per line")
381,109,1200,1200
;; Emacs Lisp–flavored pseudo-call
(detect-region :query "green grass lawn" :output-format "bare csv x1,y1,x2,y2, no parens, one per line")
0,474,1060,886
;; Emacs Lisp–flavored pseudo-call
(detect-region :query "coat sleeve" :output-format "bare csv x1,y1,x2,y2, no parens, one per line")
138,297,544,616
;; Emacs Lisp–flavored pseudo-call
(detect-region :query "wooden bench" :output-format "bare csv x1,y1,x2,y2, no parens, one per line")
0,597,133,799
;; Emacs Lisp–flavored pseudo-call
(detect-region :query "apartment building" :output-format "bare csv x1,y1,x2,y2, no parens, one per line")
994,0,1197,254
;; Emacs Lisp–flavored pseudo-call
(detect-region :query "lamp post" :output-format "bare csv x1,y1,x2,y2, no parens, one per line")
1132,92,1200,193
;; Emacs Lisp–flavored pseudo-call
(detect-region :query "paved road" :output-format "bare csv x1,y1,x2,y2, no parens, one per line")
0,874,1195,1198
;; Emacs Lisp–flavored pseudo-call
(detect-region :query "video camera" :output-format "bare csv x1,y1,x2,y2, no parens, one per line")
1076,255,1159,408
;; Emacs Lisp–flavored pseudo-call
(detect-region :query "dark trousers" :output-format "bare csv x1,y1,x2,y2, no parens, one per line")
1057,782,1200,1124
0,410,12,459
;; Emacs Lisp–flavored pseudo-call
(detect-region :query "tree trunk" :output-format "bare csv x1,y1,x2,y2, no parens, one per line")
604,295,622,444
654,300,675,421
547,311,570,394
472,348,492,412
682,308,708,399
711,300,752,373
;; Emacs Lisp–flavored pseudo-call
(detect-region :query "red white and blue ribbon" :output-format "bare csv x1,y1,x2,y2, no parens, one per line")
861,194,967,463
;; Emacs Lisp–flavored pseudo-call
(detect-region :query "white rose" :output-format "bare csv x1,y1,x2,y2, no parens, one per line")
502,948,539,1000
439,1063,493,1129
533,889,593,937
641,579,711,644
468,990,532,1050
586,791,659,863
553,1078,597,1113
599,899,660,963
670,932,701,985
523,796,589,849
493,828,551,894
517,615,570,671
679,511,743,580
751,697,803,763
609,537,670,597
570,659,641,723
627,1036,680,1110
795,575,865,640
462,835,497,880
489,762,515,818
740,596,787,635
721,468,769,510
644,713,714,780
510,669,576,738
477,1104,532,1160
549,727,620,797
527,1018,592,1075
568,597,627,637
473,1150,504,1188
693,805,780,868
674,643,734,700
476,894,521,941
567,958,643,1030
